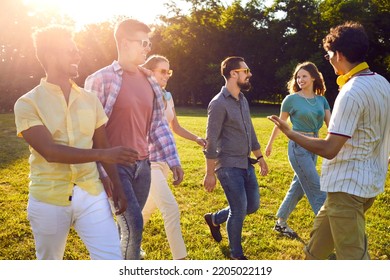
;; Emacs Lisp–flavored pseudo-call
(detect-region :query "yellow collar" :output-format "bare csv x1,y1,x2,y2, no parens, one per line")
336,62,369,88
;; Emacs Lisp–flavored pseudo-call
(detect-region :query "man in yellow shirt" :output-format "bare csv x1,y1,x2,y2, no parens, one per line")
14,25,138,259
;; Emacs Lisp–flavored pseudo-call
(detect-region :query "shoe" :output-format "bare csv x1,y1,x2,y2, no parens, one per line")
140,248,146,260
230,255,248,260
273,221,298,239
204,213,222,242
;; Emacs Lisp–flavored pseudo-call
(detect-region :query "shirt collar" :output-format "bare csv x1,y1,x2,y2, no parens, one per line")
221,86,242,100
112,60,153,77
40,78,81,94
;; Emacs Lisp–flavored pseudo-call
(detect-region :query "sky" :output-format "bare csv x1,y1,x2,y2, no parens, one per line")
23,0,257,28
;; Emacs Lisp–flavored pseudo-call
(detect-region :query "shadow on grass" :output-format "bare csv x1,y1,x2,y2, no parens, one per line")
0,113,29,169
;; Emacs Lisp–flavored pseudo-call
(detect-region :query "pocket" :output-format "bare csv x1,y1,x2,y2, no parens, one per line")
27,197,58,235
77,109,95,135
328,209,359,246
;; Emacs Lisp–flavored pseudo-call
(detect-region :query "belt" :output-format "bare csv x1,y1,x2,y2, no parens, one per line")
295,131,316,135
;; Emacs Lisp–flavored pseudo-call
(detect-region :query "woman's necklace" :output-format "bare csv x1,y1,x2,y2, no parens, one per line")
299,92,317,106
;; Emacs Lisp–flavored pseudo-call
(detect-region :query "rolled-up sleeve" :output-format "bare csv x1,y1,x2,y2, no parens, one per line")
204,98,225,159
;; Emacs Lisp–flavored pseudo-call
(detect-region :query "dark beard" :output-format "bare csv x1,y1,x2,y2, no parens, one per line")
238,80,252,92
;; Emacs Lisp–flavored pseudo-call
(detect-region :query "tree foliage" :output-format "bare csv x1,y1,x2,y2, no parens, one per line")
1,0,389,111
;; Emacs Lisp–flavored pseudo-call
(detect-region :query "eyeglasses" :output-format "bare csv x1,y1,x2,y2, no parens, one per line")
155,69,173,76
233,68,251,74
126,39,152,49
324,51,335,61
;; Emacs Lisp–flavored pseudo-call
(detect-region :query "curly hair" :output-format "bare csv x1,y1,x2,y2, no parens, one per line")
32,25,73,70
322,21,369,63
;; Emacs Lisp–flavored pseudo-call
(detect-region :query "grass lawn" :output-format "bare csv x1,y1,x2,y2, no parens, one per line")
0,106,389,260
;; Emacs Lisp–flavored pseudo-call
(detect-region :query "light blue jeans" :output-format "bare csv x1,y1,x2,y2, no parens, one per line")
214,163,260,258
276,137,326,220
116,159,151,260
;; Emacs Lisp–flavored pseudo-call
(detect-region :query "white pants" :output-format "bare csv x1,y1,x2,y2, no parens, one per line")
142,162,187,259
27,185,122,260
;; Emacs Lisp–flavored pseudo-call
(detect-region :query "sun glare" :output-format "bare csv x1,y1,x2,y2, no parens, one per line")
23,0,167,28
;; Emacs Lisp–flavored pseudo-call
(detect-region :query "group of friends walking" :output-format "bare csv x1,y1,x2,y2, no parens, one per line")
14,18,390,260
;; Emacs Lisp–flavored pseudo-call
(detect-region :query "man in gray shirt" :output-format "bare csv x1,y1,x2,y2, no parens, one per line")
203,56,269,260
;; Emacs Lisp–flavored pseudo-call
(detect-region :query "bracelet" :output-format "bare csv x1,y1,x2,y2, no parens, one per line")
257,155,264,161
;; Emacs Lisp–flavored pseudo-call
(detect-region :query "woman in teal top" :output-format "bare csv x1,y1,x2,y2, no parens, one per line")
265,61,331,238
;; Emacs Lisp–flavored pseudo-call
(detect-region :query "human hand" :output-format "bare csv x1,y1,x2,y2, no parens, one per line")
258,158,269,176
102,146,138,165
111,182,128,215
203,173,217,192
171,165,184,185
195,137,207,148
265,143,272,157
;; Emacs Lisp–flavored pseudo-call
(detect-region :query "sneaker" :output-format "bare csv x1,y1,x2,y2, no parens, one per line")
140,248,146,260
204,213,222,242
273,221,298,239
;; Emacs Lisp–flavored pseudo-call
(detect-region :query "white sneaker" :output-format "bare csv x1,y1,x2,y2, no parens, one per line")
140,248,146,260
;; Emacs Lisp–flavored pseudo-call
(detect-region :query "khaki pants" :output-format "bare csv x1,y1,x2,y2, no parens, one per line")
304,192,375,260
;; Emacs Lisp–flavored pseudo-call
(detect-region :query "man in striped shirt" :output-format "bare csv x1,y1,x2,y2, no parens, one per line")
268,21,390,259
85,19,183,260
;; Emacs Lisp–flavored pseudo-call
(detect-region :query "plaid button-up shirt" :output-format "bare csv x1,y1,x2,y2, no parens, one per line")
85,61,181,176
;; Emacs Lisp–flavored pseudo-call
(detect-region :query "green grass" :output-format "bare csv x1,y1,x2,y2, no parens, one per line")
0,107,389,260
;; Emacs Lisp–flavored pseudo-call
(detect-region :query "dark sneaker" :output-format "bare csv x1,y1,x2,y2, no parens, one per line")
230,255,248,260
274,221,298,239
204,213,222,242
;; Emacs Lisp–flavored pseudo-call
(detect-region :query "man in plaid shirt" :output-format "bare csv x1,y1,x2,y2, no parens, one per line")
85,19,183,260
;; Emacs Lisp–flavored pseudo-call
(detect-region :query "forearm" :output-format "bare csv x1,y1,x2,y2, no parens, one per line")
39,144,106,164
252,149,264,160
172,125,199,142
267,126,281,146
205,158,216,175
285,130,337,159
100,162,122,187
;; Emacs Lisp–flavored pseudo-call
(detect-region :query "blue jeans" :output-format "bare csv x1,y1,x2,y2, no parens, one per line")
276,138,326,220
116,159,151,259
214,164,260,258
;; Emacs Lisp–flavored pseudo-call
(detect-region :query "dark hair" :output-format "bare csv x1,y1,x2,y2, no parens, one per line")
142,54,169,70
322,21,369,63
287,61,326,96
221,56,245,79
114,19,151,48
32,25,73,70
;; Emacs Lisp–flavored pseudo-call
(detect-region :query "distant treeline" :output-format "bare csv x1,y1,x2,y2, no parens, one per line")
1,0,389,112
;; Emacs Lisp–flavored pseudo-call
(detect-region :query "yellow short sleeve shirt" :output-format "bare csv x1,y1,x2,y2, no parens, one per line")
14,79,108,206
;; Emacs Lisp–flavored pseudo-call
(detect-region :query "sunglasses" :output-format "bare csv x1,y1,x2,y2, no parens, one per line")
324,51,335,61
233,68,251,74
155,69,173,76
127,39,152,49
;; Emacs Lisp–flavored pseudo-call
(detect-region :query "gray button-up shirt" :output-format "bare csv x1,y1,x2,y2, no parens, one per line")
204,86,260,170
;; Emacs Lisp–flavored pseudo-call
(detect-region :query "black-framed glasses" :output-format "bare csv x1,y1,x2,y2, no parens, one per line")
233,68,251,74
324,51,334,61
155,69,173,76
127,39,152,49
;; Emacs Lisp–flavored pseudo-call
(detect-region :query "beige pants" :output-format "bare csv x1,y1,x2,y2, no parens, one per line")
142,162,187,259
304,192,375,260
